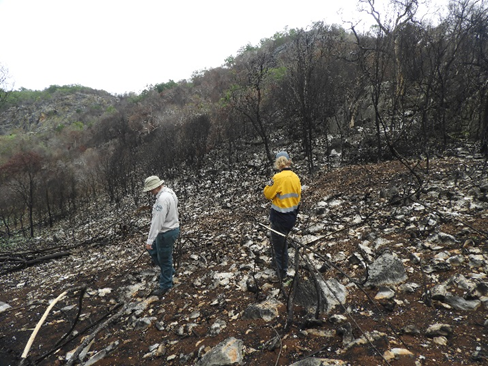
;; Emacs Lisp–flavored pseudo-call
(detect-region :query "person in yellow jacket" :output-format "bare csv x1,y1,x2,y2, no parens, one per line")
263,151,301,281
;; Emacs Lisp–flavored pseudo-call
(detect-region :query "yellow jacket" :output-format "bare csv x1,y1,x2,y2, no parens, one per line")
263,169,301,214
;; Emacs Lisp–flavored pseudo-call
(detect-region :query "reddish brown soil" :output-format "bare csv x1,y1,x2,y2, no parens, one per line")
1,157,487,366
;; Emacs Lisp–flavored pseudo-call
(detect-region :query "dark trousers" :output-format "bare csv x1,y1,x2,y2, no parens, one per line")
270,221,291,280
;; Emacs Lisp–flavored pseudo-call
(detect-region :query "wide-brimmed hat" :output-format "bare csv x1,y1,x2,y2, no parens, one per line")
143,175,164,192
276,151,290,160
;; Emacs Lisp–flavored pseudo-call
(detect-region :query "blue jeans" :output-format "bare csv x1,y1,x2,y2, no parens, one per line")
147,228,180,290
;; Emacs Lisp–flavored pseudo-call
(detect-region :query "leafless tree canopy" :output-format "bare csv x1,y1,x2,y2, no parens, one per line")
0,0,487,239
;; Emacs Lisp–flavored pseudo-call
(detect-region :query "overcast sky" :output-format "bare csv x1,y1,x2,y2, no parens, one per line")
0,0,447,95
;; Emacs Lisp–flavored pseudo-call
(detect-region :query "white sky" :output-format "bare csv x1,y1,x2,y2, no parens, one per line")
0,0,448,95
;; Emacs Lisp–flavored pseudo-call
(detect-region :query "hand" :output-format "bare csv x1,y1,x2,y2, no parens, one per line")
145,243,153,250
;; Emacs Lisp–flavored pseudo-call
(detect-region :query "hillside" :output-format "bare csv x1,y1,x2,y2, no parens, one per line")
1,147,487,366
1,6,487,363
0,87,118,134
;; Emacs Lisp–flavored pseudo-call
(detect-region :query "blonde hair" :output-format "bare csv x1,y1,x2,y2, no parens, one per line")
274,156,291,170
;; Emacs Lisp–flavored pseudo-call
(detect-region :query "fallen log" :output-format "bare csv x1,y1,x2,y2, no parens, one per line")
0,251,71,275
24,251,71,265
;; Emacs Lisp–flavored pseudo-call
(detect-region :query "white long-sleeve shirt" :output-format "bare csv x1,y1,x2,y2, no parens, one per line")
146,187,179,244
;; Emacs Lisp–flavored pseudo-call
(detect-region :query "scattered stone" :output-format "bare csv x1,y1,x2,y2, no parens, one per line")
345,330,388,350
383,348,415,360
295,277,348,314
97,288,112,297
399,282,420,293
328,314,348,324
242,299,282,321
364,252,407,287
0,302,11,313
431,283,449,300
337,322,354,346
443,296,481,311
133,316,157,330
401,324,421,335
425,323,453,337
2,152,488,366
433,336,448,345
208,319,227,337
374,287,395,300
195,337,243,366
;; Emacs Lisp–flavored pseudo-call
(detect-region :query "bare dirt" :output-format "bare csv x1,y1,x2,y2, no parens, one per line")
1,156,488,366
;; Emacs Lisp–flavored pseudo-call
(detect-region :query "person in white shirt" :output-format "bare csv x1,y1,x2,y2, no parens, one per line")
143,175,180,297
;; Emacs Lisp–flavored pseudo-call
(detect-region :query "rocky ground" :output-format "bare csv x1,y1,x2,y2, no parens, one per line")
1,149,488,366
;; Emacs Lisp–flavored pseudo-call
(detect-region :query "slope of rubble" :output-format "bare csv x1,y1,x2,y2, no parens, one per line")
1,149,488,366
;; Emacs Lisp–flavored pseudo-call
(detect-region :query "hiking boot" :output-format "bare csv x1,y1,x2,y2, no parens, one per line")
150,287,170,297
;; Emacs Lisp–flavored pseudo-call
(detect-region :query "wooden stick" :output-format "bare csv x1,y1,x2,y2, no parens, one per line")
20,291,68,360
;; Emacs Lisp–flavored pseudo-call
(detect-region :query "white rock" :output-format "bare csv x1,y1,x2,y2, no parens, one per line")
0,302,12,313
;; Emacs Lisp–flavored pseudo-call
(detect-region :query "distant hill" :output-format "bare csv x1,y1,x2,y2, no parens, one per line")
0,86,118,135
